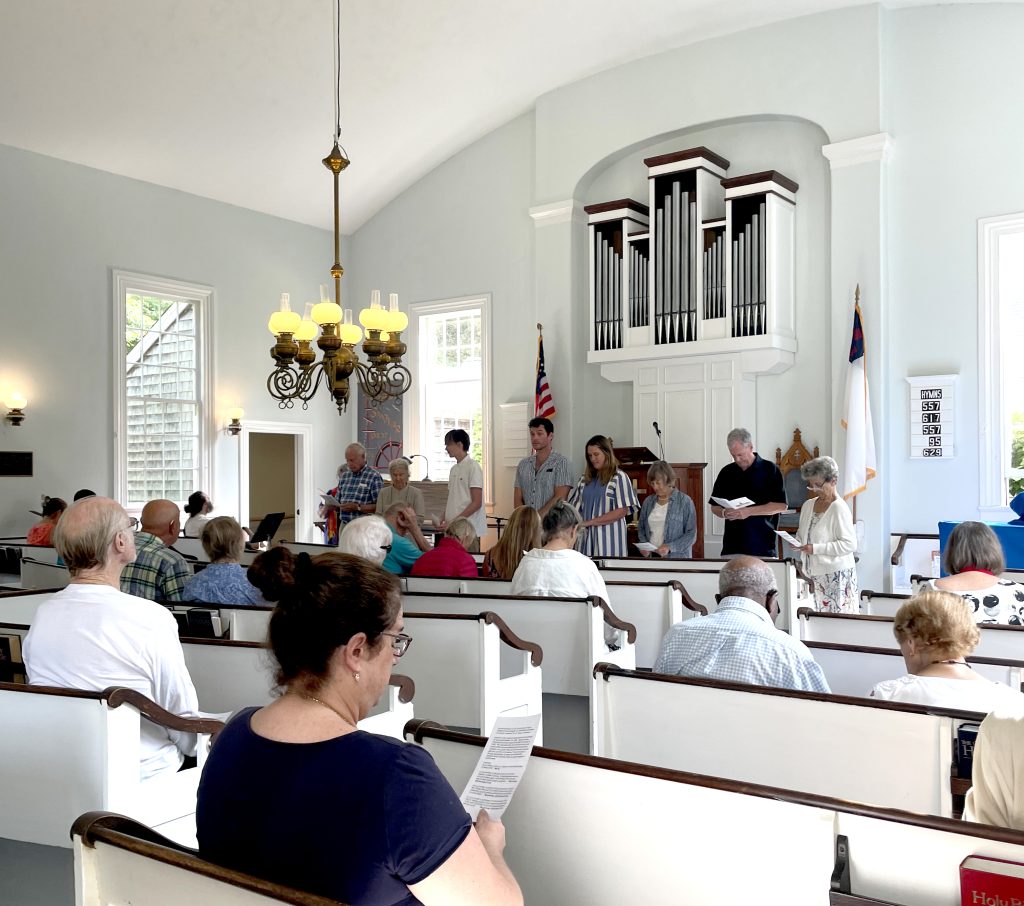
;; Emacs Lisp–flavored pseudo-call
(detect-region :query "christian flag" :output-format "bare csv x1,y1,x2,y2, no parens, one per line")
535,330,556,418
841,292,877,499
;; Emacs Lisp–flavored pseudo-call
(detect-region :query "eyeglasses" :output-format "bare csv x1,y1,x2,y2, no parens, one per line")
806,484,824,492
123,516,140,532
381,631,412,657
379,544,392,553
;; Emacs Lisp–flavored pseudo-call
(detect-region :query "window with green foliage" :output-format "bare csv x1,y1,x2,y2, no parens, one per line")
114,272,212,511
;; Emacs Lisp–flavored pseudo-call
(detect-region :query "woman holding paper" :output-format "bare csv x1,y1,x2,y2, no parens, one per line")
197,549,522,906
794,456,858,613
568,434,639,558
636,461,697,558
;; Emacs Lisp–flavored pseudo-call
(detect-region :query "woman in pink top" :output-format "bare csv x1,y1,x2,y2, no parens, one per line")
410,519,478,578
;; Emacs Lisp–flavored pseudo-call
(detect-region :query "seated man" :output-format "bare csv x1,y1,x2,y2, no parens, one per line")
654,555,830,693
23,496,200,779
120,498,191,601
381,503,428,576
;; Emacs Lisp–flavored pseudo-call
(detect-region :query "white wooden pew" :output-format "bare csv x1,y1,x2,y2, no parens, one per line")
805,640,1024,697
171,538,258,566
596,555,809,631
402,611,543,742
401,575,699,669
73,812,341,906
591,664,983,817
409,720,1024,906
20,556,71,589
799,607,1024,660
0,683,221,849
179,637,414,739
0,588,57,623
860,589,910,618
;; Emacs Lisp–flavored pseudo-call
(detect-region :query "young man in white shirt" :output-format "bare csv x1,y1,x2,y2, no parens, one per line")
23,495,200,779
441,428,487,545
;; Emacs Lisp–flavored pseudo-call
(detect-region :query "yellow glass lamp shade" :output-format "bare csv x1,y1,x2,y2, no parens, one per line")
311,301,343,326
268,293,301,336
294,319,319,342
339,309,362,344
386,293,409,333
4,392,27,409
226,407,245,421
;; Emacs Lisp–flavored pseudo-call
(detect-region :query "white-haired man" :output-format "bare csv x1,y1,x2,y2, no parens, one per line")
23,496,200,778
654,556,829,693
320,442,385,543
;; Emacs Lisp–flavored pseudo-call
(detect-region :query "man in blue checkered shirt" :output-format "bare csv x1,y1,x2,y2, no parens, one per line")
654,556,830,693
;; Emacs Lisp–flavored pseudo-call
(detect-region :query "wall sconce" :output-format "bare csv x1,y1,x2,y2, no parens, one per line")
226,407,244,436
4,392,27,427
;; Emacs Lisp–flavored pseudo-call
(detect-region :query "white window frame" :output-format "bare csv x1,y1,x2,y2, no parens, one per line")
977,213,1024,518
112,269,214,513
405,294,492,507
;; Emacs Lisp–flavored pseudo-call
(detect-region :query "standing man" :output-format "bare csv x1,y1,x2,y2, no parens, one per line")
120,498,191,601
709,428,787,558
320,442,384,543
513,417,573,516
25,496,200,777
441,428,487,546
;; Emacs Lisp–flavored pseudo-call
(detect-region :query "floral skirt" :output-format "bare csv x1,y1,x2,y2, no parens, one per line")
811,567,859,613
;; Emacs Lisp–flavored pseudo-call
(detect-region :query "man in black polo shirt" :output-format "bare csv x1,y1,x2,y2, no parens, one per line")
709,428,788,557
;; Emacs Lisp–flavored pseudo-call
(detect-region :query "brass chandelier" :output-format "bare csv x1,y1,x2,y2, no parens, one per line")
265,0,411,414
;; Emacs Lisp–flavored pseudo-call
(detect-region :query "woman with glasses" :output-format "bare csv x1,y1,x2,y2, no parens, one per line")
636,461,697,558
794,456,858,613
197,548,522,906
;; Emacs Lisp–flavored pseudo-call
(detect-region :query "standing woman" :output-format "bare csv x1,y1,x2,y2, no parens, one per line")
795,455,858,613
569,435,638,558
375,457,426,518
636,461,697,558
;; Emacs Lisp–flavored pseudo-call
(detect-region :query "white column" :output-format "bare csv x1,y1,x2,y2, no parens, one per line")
822,133,891,590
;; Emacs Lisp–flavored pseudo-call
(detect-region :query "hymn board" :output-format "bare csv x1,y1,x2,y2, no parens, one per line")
907,374,957,458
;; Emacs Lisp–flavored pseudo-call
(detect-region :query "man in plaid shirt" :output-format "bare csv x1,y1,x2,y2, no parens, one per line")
320,443,384,544
120,498,191,601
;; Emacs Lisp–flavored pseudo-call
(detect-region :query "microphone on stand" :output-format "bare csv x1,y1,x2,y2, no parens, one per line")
652,421,665,461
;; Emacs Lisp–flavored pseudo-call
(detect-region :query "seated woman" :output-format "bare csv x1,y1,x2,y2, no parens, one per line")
794,455,858,613
481,506,542,579
338,515,393,567
929,521,1024,624
182,517,265,605
511,501,608,603
410,518,478,578
27,496,66,546
183,491,214,538
964,709,1024,830
869,590,1024,711
197,549,521,905
636,461,697,558
375,457,426,518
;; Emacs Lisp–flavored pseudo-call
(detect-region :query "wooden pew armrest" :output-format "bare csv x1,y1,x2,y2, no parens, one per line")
389,674,415,704
592,596,637,644
481,611,543,666
668,580,707,615
103,687,225,735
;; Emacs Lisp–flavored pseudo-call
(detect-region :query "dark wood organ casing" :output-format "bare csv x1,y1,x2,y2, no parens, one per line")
585,147,798,357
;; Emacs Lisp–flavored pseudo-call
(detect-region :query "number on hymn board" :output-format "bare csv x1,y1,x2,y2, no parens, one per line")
921,401,941,411
922,447,944,457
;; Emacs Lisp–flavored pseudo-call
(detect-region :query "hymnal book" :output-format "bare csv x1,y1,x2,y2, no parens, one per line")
956,722,981,779
960,854,1024,905
711,496,755,509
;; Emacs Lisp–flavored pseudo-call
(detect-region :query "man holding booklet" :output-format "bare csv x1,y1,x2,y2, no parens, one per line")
709,428,787,557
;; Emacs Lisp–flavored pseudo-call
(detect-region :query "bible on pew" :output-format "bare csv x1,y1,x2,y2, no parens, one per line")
960,855,1024,905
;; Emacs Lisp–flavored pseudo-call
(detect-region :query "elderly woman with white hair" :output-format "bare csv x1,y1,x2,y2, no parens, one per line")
375,457,426,518
337,515,393,566
794,455,858,612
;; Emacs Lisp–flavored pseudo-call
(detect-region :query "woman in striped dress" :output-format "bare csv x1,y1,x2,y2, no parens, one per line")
569,435,639,558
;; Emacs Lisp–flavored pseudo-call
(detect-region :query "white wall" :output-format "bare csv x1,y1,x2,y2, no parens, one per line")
882,3,1024,531
0,142,352,536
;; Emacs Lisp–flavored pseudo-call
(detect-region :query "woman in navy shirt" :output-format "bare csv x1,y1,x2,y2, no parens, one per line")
197,549,522,906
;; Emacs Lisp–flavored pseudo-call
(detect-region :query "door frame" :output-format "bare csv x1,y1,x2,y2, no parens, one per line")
238,420,313,542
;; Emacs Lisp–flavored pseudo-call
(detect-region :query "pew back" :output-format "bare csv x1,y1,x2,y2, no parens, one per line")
591,665,981,816
410,722,1024,906
20,556,70,589
0,589,57,624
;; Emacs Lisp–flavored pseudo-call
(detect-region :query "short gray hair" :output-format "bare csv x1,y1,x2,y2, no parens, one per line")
719,557,774,599
445,517,478,549
542,499,583,545
726,428,752,448
53,496,129,576
646,460,677,487
338,515,392,565
388,457,410,476
800,456,839,485
944,521,1005,576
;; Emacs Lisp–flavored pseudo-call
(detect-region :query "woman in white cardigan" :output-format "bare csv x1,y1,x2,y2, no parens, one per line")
795,456,859,613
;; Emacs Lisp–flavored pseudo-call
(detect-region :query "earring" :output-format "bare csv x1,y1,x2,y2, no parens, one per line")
354,672,360,682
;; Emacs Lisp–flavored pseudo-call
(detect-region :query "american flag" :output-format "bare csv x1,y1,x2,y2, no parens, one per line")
535,331,556,418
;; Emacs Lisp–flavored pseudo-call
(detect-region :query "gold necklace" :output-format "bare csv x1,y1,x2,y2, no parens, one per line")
293,692,357,728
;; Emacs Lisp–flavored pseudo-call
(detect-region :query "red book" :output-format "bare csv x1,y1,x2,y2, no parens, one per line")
961,855,1024,906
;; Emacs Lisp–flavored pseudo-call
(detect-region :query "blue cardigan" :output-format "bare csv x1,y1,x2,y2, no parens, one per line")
637,489,697,557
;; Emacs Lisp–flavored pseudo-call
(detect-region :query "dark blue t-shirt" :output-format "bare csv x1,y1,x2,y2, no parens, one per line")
709,453,788,557
197,708,471,905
